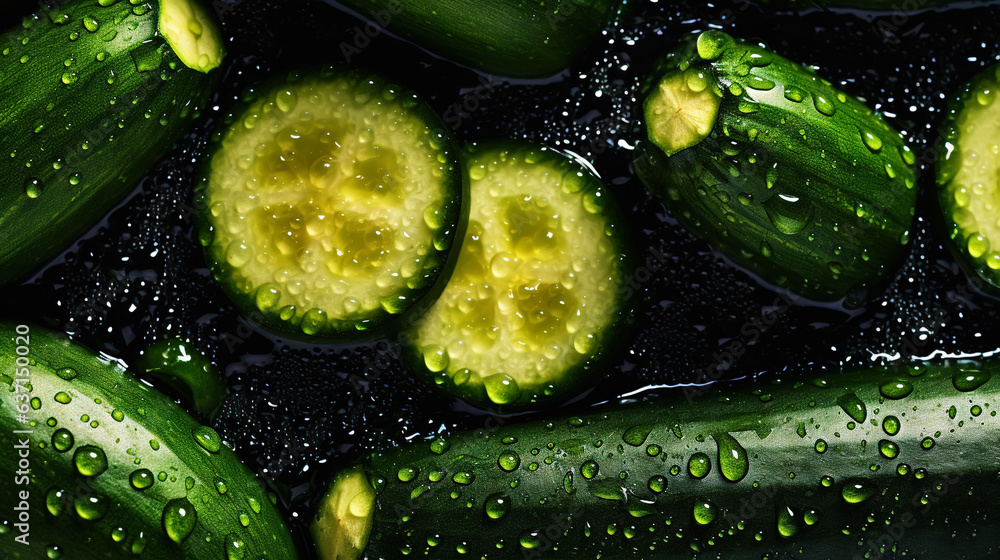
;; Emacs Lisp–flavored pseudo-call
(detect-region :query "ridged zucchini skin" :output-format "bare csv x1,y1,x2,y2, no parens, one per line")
0,322,298,559
0,0,221,287
935,63,1000,295
634,31,917,305
340,359,999,559
327,0,621,78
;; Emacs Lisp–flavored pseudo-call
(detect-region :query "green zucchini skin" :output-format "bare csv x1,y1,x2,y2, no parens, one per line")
342,359,998,559
634,31,917,306
327,0,621,78
936,63,1000,295
0,322,299,559
0,0,221,287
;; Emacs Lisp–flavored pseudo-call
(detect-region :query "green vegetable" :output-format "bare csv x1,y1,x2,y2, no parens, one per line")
403,141,632,411
196,67,467,341
0,322,298,559
328,0,622,78
0,0,224,287
936,63,1000,294
136,337,227,419
313,359,999,559
634,30,917,305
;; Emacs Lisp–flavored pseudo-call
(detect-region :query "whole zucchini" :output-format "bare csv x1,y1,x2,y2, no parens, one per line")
0,0,224,287
634,30,917,305
313,359,999,558
0,322,298,559
324,0,621,78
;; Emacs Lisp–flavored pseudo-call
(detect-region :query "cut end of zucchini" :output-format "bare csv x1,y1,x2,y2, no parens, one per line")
406,142,631,409
312,466,376,560
200,69,464,339
938,63,1000,290
644,70,721,157
159,0,226,73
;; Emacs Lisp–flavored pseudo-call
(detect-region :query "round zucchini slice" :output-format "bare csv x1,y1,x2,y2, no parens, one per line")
404,141,633,411
937,63,1000,293
197,67,467,340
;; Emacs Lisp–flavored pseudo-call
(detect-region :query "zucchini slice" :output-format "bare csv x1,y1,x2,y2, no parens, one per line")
936,63,1000,293
315,359,1000,559
197,67,467,340
404,141,632,411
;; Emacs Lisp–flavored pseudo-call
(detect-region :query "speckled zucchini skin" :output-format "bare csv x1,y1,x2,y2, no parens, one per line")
634,30,917,306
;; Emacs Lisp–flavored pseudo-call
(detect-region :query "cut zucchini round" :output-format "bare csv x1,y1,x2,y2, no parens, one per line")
197,67,467,340
937,63,1000,293
404,141,632,410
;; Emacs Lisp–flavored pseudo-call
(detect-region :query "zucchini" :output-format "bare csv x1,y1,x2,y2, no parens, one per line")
936,63,1000,294
327,0,621,78
196,67,467,341
135,337,227,419
0,0,224,287
0,322,298,559
402,141,632,411
634,30,917,305
313,359,1000,559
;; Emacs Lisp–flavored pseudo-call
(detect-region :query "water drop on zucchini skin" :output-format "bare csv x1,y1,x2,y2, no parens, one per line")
162,497,198,543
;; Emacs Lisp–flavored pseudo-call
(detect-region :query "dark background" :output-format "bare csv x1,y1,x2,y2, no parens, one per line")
2,0,1000,557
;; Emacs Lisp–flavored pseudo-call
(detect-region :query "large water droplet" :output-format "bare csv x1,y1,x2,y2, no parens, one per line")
52,428,74,452
841,480,877,504
878,440,899,459
777,505,801,537
882,415,900,436
162,498,198,543
713,433,748,482
953,369,992,392
46,487,68,516
130,469,154,490
763,193,813,235
74,445,108,477
581,460,599,479
693,500,717,525
836,393,867,423
498,451,520,472
24,178,43,198
75,494,109,520
484,493,511,520
879,380,913,399
483,373,520,405
688,452,711,479
860,129,883,152
193,426,222,453
622,424,652,446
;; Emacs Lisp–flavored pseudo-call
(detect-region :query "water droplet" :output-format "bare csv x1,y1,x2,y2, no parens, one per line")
130,469,154,490
746,76,776,91
52,428,74,452
763,193,814,235
713,433,748,482
878,439,899,459
83,15,100,32
163,498,197,543
46,545,63,559
111,526,128,543
647,474,668,494
452,471,475,485
226,534,245,560
695,30,728,61
192,426,222,453
814,439,827,453
24,178,43,198
75,494,109,520
688,452,711,479
777,505,801,537
54,392,72,404
485,493,511,519
74,445,108,477
783,86,805,103
483,373,520,405
46,487,68,516
581,460,599,479
623,424,652,446
921,437,935,450
693,500,717,525
882,415,900,436
953,369,992,392
130,41,163,72
498,452,520,472
112,409,125,422
812,94,836,116
841,480,876,504
397,467,418,482
430,437,451,455
879,380,913,399
860,129,883,153
836,393,867,423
